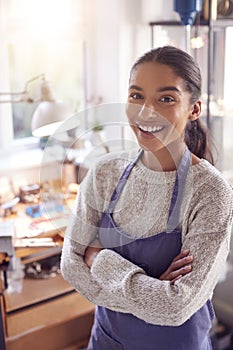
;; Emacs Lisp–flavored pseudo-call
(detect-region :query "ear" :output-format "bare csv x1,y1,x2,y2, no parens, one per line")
188,100,201,121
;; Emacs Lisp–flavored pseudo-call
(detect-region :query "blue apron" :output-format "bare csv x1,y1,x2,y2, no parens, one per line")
87,148,214,350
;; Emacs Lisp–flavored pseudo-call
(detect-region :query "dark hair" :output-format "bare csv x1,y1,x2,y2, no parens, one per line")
130,45,214,164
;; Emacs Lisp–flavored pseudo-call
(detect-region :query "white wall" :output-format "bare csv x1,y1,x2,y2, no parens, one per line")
85,0,178,105
1,0,233,184
0,1,14,152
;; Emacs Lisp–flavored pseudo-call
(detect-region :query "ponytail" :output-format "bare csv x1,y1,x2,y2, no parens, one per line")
185,119,214,165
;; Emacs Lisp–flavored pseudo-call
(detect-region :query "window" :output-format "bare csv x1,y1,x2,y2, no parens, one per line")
0,0,84,143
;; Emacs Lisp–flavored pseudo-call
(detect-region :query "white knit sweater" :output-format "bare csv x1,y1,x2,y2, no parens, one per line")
61,149,233,326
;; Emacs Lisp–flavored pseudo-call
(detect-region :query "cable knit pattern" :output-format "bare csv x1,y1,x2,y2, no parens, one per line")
61,148,233,326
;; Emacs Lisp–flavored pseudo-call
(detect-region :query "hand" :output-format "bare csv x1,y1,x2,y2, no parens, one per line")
84,239,103,268
159,249,193,285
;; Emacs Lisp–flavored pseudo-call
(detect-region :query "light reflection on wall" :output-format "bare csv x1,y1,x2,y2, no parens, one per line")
223,26,233,173
4,0,84,139
8,0,80,41
224,26,233,113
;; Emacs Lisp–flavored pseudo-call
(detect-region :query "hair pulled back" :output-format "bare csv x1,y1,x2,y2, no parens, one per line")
130,46,214,164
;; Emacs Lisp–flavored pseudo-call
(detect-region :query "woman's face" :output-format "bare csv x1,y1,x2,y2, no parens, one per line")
126,62,201,153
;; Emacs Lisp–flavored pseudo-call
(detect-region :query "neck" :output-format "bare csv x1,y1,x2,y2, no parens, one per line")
141,141,186,172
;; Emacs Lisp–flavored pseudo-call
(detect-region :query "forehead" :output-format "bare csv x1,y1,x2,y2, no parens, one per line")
130,62,184,88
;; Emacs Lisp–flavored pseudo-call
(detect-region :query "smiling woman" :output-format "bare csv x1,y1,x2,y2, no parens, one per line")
61,45,233,350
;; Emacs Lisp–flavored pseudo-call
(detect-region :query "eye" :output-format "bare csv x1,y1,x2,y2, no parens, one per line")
128,92,144,100
160,96,175,103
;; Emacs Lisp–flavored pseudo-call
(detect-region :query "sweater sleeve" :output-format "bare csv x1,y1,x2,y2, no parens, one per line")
60,155,126,303
60,162,103,301
89,179,233,326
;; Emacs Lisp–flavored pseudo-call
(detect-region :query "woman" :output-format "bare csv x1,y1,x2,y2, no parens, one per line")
61,46,233,350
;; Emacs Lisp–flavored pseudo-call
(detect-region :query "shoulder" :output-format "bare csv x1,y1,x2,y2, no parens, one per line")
80,148,140,192
78,148,140,204
90,148,140,175
190,160,233,205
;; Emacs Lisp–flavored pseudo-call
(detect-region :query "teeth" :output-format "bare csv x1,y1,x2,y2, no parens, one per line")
138,124,163,133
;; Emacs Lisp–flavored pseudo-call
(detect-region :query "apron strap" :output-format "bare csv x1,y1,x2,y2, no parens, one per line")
106,146,191,232
166,146,191,233
107,149,143,213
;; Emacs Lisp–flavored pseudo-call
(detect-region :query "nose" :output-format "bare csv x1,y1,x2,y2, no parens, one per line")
138,103,156,121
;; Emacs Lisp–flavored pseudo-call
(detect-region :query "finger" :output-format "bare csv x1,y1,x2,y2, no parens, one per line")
159,263,192,281
169,265,192,280
160,255,191,276
170,275,183,285
170,264,193,284
84,249,101,268
85,246,102,255
170,255,193,271
173,249,190,262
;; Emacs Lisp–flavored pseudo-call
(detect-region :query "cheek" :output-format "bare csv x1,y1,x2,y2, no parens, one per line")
167,107,190,126
126,103,142,124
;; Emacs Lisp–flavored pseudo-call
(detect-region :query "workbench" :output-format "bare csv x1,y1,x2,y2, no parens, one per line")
0,202,95,350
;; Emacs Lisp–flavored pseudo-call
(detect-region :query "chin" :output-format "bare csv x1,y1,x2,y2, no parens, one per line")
137,139,165,153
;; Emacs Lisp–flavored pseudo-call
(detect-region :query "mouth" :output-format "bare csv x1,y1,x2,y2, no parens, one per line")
136,122,165,134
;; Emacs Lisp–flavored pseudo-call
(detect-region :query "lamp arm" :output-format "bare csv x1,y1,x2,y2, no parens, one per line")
0,92,33,103
0,91,25,95
24,73,45,92
0,73,45,104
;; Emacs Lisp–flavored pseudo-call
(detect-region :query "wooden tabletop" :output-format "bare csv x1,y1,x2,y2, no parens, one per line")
4,273,75,313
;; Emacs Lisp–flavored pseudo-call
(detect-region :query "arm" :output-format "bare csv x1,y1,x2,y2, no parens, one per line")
61,154,129,301
61,157,232,326
60,165,103,301
88,181,233,326
61,168,193,306
85,244,193,284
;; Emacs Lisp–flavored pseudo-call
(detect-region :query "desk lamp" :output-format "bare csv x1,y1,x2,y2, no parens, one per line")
0,74,72,137
31,77,72,137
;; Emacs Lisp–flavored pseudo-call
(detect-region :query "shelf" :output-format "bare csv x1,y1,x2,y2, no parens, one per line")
149,20,209,26
5,290,94,350
212,19,233,27
149,19,233,28
2,273,95,350
5,290,94,337
3,273,74,312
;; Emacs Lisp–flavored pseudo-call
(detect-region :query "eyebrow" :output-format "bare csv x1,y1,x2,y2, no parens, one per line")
128,84,143,91
157,86,181,94
129,84,181,95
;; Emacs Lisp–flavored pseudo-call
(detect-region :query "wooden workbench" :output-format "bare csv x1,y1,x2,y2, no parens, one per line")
0,201,95,350
1,274,94,350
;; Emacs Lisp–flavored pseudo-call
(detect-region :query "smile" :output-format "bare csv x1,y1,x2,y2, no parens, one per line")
136,123,164,133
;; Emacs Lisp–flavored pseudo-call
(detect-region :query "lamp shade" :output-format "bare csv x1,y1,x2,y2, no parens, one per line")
31,78,73,137
31,100,72,137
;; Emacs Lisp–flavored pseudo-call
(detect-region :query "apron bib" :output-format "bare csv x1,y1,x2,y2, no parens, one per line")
88,148,214,350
